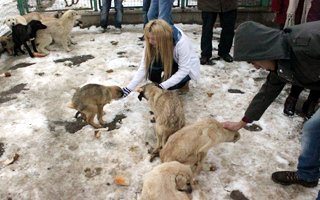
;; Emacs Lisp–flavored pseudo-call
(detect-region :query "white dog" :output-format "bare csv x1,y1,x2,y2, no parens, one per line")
4,15,27,28
35,10,81,54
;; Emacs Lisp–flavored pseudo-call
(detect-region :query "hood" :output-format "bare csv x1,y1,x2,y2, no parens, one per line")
234,21,289,61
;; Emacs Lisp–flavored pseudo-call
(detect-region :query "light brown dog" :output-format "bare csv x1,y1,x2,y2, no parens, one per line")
160,118,240,174
137,83,185,161
35,10,81,54
0,35,14,55
140,161,193,200
67,84,123,128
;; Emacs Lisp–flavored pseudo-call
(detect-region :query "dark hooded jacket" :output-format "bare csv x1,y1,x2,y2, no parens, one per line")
233,21,320,122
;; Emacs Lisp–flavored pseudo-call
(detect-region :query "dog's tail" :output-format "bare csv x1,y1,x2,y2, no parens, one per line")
67,101,75,109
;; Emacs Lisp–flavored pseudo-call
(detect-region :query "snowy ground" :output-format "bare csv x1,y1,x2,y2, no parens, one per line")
0,1,319,200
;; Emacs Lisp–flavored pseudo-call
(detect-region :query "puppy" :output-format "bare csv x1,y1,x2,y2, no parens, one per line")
160,118,240,174
137,83,185,161
141,161,193,200
36,10,81,54
12,20,47,57
0,35,14,55
67,84,123,129
4,15,27,28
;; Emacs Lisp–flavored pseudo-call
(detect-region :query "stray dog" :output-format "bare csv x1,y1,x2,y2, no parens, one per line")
12,20,47,57
141,161,193,200
160,118,240,174
36,10,81,54
0,36,14,55
67,84,123,129
137,83,185,161
4,15,27,28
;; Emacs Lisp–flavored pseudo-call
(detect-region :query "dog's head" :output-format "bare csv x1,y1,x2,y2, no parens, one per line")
136,83,160,101
110,86,124,99
175,173,193,194
28,20,47,30
63,10,81,21
5,17,18,27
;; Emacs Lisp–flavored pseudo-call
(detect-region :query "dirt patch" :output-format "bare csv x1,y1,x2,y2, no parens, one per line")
54,55,94,66
228,89,244,94
244,123,263,132
49,117,87,134
10,63,35,70
104,113,127,131
0,83,28,104
0,142,4,157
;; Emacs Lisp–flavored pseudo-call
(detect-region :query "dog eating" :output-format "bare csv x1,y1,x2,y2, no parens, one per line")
67,84,123,129
136,83,185,161
160,118,240,174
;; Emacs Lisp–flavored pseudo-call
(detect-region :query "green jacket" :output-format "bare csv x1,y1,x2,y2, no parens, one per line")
197,0,237,12
233,21,320,122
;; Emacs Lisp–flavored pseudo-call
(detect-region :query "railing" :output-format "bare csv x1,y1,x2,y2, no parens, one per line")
17,0,271,15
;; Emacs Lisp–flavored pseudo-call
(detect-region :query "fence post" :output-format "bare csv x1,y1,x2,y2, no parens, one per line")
181,0,185,9
17,0,26,15
92,0,98,11
261,0,270,7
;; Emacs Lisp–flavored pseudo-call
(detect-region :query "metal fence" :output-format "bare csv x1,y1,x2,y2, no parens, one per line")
17,0,271,15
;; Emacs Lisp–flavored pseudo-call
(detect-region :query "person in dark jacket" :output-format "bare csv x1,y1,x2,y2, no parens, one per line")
223,21,320,189
198,0,237,64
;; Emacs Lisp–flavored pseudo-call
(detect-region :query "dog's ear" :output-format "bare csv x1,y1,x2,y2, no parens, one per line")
175,174,192,193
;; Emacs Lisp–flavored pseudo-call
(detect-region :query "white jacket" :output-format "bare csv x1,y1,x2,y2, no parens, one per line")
126,28,200,90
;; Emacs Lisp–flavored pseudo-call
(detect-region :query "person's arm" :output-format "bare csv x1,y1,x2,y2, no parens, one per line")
123,49,147,96
160,36,192,89
223,71,286,131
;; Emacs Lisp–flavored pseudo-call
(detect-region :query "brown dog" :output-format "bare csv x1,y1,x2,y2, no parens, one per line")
67,84,123,128
160,118,240,174
141,161,193,200
0,36,14,55
137,83,185,161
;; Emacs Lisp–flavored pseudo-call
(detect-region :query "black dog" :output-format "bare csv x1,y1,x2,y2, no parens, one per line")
12,20,47,57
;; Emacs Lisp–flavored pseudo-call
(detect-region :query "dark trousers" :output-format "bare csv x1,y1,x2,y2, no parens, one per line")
289,85,320,103
148,59,190,90
100,0,123,29
200,9,237,58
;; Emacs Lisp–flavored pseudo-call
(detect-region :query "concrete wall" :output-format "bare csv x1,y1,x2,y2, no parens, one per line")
80,7,276,28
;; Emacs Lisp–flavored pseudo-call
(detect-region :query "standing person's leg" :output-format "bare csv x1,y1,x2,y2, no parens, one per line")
200,11,217,65
302,90,320,119
272,108,320,188
114,0,123,33
218,9,237,62
143,0,151,26
147,0,159,21
158,0,174,25
100,0,112,31
284,85,304,116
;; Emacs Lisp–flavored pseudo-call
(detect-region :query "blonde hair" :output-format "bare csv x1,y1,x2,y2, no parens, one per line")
144,19,174,81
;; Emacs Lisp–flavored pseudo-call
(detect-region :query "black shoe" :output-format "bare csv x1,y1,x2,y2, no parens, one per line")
200,56,215,65
218,53,233,62
139,35,144,41
271,171,318,188
284,96,298,116
302,99,318,119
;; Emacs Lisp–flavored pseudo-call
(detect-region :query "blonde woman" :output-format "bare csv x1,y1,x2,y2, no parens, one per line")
122,19,200,96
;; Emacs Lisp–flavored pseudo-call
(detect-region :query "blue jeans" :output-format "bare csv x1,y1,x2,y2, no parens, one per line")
297,108,320,182
147,0,174,25
100,0,123,29
143,0,151,26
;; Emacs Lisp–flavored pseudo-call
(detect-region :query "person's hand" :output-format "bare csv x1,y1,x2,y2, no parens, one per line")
222,121,247,132
122,87,131,97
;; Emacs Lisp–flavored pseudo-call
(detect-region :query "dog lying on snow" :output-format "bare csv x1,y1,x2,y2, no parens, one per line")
67,84,123,129
12,20,47,57
160,118,240,174
36,10,81,54
136,83,185,161
140,161,193,200
0,36,14,55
